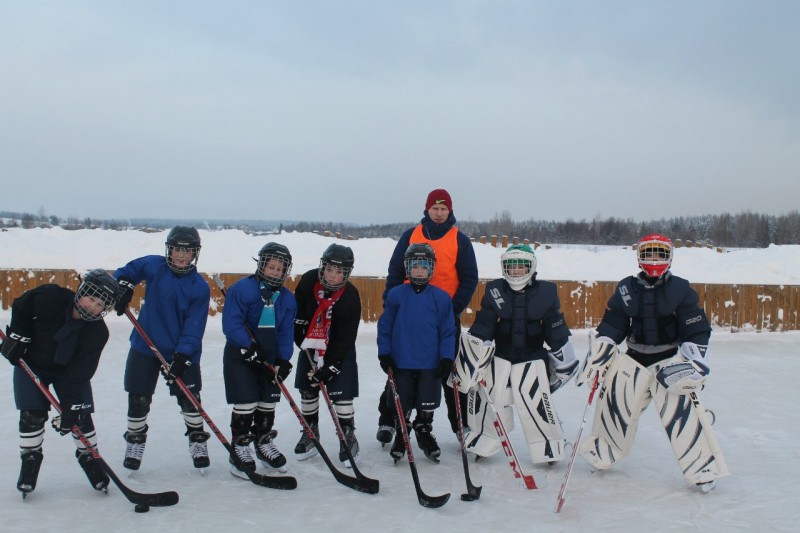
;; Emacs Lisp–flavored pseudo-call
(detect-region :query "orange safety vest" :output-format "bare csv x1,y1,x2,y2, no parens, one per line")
409,225,460,298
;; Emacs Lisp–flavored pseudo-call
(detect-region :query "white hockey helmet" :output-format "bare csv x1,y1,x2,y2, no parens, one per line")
501,244,536,291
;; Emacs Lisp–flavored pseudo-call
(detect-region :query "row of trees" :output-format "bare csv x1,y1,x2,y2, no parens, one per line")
281,211,800,248
3,209,799,248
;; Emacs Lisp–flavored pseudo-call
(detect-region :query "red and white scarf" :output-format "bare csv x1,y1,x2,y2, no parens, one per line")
300,282,345,361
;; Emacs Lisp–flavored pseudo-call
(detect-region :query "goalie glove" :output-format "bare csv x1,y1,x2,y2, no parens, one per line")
656,342,711,394
453,332,494,393
547,340,579,393
575,331,617,387
656,358,710,394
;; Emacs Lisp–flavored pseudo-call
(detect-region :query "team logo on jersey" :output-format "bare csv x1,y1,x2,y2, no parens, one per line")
619,285,632,307
490,287,505,308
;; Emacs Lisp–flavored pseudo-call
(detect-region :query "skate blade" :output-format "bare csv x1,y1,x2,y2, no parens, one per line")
294,449,319,461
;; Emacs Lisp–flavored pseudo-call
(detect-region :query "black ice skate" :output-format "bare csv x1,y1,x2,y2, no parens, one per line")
229,434,256,480
293,423,319,461
188,430,211,470
376,425,395,447
256,430,287,472
390,428,406,464
123,429,147,471
17,449,43,498
338,425,360,466
414,422,441,463
76,449,110,492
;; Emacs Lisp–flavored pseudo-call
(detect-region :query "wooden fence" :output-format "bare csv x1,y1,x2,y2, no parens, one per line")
1,269,798,332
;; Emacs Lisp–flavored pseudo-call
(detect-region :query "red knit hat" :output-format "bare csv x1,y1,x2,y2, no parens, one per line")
425,189,453,212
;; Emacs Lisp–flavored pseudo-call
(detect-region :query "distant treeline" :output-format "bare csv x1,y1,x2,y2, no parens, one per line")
3,209,799,248
281,210,800,248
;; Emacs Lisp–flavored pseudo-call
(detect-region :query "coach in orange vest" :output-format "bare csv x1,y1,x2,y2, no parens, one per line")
375,189,479,448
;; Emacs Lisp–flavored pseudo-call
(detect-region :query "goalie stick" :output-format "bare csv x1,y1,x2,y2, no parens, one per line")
0,330,180,508
477,379,538,490
211,274,378,495
123,309,297,490
555,373,599,513
387,369,450,508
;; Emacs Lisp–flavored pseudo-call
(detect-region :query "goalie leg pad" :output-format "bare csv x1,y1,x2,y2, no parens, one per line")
465,357,512,458
510,360,567,464
579,354,653,470
454,332,495,393
653,383,730,484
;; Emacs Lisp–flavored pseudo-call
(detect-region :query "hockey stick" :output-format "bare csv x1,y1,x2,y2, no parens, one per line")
0,328,180,507
555,373,599,513
211,274,377,494
477,379,538,490
451,372,481,501
387,369,450,508
122,309,297,490
302,348,380,491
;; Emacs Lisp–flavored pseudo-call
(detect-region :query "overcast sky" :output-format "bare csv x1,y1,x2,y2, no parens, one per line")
1,1,798,226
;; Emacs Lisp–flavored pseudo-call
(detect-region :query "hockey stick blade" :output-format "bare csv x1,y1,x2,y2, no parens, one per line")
231,451,298,490
100,458,179,506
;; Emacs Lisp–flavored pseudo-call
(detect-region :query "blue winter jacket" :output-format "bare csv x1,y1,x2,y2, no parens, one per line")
222,275,296,363
115,255,210,363
378,284,456,369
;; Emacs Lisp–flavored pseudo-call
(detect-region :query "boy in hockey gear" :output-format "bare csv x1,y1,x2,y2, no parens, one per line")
114,226,212,472
576,234,728,492
376,189,478,443
293,244,362,465
377,243,456,463
222,243,296,478
461,244,577,466
2,269,119,496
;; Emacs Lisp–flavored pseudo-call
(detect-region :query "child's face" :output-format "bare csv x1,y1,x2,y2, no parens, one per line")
73,295,105,320
323,265,345,286
262,258,285,279
170,247,194,269
411,264,430,279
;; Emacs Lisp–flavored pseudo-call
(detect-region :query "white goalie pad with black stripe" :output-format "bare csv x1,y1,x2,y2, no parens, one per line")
454,332,495,393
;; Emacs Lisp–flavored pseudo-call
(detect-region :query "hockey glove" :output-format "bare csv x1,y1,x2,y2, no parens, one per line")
436,358,454,379
310,361,340,386
263,358,293,384
576,332,617,387
162,352,191,384
547,341,579,393
114,277,136,316
1,327,31,366
378,355,395,375
52,409,81,436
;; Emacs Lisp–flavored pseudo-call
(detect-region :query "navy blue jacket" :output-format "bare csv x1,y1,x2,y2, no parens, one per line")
597,272,711,366
469,278,571,365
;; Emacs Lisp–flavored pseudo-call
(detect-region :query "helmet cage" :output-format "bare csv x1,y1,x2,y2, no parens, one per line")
404,243,436,287
637,235,673,278
257,252,292,288
74,270,118,321
501,246,537,291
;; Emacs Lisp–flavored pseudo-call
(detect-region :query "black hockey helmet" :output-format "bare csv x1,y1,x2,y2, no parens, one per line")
256,242,292,289
404,243,436,286
318,243,354,291
165,226,201,274
74,269,119,321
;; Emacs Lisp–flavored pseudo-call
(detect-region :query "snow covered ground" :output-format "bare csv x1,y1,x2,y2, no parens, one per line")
0,228,798,531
